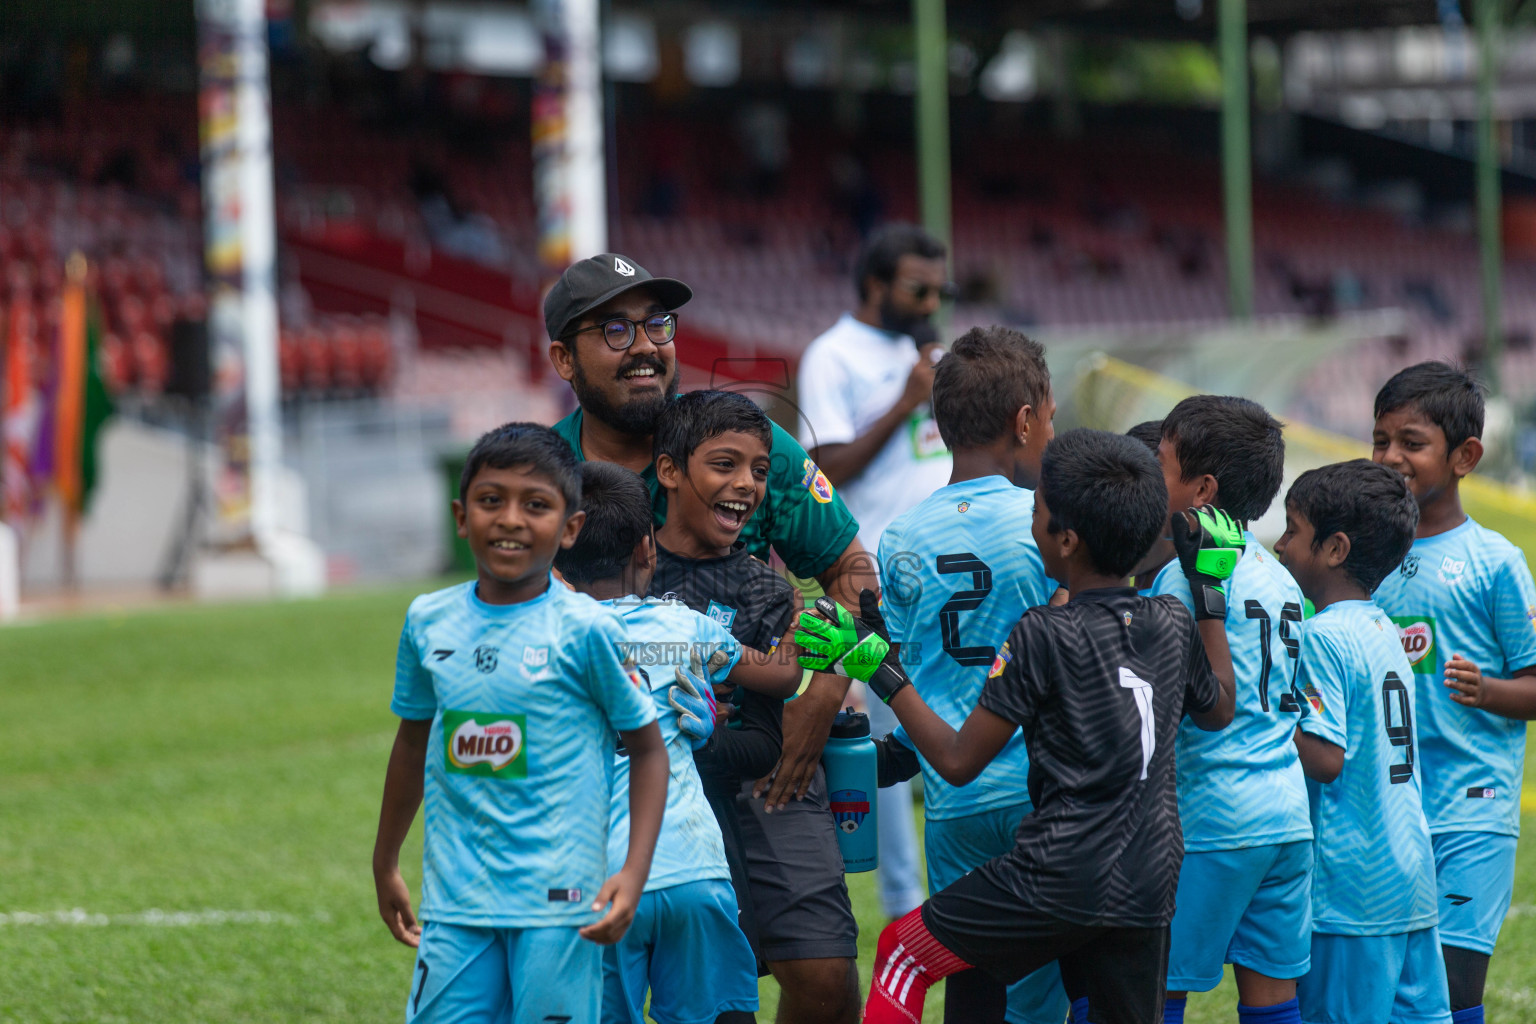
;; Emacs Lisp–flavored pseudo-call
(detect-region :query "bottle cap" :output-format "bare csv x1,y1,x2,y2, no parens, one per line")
828,707,870,739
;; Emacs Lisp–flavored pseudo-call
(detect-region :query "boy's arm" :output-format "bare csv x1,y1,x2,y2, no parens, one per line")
580,719,667,945
1445,553,1536,719
887,686,1017,786
727,647,802,699
795,590,1019,786
1443,660,1536,719
1292,728,1344,782
757,537,877,808
874,731,923,787
372,717,431,947
1189,619,1236,731
699,689,783,781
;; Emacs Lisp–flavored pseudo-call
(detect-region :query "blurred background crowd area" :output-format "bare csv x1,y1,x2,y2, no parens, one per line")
3,0,1536,583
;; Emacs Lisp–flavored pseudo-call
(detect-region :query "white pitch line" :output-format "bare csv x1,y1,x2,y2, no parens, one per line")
0,909,314,927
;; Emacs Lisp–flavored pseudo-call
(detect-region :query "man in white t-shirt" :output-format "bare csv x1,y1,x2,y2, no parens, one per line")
795,223,955,920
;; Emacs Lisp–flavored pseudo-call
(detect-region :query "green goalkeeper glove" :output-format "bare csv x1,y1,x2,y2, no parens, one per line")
1170,504,1244,620
794,590,912,703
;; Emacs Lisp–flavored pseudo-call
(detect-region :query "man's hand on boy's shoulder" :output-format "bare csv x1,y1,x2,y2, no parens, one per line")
373,865,421,948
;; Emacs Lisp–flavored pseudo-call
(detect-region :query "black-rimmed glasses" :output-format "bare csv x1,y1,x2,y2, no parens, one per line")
562,312,678,351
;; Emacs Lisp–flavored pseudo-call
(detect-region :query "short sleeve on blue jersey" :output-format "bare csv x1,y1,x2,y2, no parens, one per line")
582,610,658,734
1491,552,1536,674
1297,628,1349,750
392,599,438,720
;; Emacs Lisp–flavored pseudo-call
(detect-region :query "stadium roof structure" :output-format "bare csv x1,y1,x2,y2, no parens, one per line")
0,0,1476,39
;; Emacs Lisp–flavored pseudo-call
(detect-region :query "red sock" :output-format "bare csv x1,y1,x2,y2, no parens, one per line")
864,908,973,1024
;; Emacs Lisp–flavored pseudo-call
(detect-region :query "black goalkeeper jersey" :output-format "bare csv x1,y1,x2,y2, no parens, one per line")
976,587,1219,928
648,542,796,796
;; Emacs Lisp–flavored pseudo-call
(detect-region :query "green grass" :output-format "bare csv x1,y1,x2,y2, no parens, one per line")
2,584,1534,1023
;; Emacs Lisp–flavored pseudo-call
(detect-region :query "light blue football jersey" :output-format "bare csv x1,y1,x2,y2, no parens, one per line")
1152,534,1312,852
391,579,657,928
603,597,740,892
1372,517,1536,837
1296,599,1438,936
877,476,1057,820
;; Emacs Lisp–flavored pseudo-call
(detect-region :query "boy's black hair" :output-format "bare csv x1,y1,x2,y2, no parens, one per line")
553,462,654,585
932,326,1051,450
652,389,773,471
1161,395,1285,523
459,421,581,511
1286,459,1419,594
1038,429,1168,578
1126,420,1163,455
1373,361,1486,453
854,223,947,302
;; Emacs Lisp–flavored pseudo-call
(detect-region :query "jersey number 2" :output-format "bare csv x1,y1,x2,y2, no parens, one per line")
1118,667,1156,780
936,554,994,666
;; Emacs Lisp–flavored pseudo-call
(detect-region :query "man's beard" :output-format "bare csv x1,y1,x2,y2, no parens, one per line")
571,354,680,437
879,297,938,347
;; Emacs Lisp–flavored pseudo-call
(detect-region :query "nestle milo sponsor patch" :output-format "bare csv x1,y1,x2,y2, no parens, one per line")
443,711,528,778
1390,616,1438,672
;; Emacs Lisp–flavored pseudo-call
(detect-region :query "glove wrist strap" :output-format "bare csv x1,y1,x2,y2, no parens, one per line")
866,660,912,704
1191,583,1227,621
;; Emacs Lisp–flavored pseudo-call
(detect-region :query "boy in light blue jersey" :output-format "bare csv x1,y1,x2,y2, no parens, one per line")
1369,363,1536,1024
1275,459,1451,1024
556,461,761,1024
873,325,1069,1024
373,424,670,1024
1151,396,1313,1024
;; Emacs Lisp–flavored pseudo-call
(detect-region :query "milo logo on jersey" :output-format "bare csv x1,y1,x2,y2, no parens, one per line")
443,711,528,778
1390,616,1438,673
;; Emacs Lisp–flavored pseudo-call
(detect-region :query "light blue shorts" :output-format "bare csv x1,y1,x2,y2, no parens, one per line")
926,803,1069,1024
407,920,600,1024
1432,831,1518,955
601,879,758,1024
1167,840,1313,990
1298,929,1452,1024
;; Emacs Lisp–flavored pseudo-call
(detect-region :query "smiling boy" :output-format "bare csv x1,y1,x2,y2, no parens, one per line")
645,390,856,1011
1368,363,1536,1024
372,423,669,1024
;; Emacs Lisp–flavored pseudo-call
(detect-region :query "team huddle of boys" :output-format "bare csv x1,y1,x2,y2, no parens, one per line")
372,251,1534,1024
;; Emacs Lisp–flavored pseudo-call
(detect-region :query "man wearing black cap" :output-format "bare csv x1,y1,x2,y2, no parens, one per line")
546,253,869,1024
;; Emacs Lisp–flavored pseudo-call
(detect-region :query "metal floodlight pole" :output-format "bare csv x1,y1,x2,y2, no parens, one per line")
914,0,952,251
1476,0,1503,393
914,0,952,339
1220,0,1254,320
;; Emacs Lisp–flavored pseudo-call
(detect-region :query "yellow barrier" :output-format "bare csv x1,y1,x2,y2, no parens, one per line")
1073,354,1536,569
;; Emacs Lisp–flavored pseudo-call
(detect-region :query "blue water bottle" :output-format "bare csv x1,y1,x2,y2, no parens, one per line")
823,708,879,873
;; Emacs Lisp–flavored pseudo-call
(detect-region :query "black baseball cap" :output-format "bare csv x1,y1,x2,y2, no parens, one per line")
543,253,693,342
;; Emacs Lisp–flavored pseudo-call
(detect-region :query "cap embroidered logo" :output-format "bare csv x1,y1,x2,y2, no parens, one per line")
614,257,636,277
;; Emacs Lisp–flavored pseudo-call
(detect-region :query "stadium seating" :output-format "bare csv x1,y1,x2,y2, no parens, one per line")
6,94,1535,438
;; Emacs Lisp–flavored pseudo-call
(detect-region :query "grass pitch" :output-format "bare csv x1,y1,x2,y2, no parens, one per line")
1,583,1533,1023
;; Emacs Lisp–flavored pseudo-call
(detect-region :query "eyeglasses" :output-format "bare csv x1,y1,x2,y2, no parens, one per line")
897,280,960,303
562,312,678,351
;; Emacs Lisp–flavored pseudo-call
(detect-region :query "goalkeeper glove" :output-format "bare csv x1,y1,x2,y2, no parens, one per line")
668,649,718,750
1170,504,1243,620
794,590,912,703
